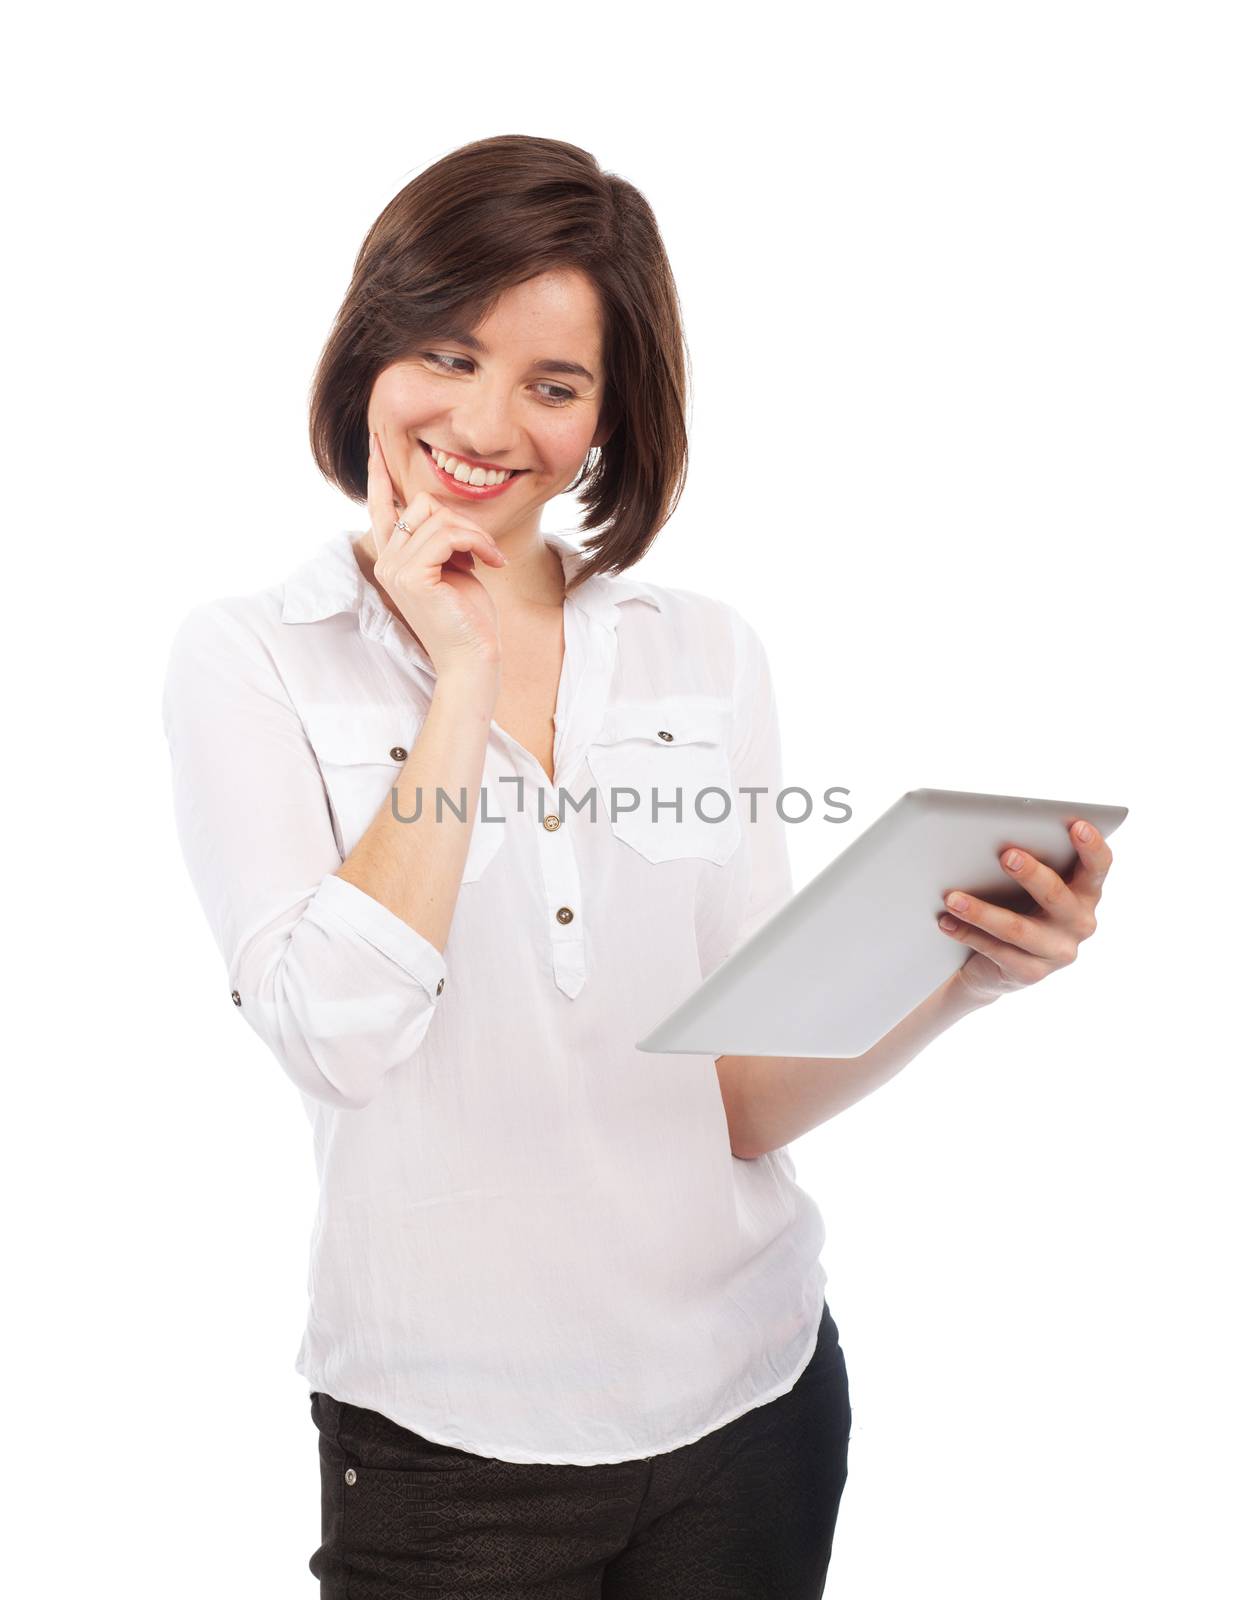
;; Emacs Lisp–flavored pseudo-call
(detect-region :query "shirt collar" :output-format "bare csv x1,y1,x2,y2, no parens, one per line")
280,529,662,631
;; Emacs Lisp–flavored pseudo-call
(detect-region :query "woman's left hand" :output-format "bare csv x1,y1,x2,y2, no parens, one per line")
937,819,1114,1003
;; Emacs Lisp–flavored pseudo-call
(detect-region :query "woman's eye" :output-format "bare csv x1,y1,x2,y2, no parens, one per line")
423,353,574,406
425,352,471,373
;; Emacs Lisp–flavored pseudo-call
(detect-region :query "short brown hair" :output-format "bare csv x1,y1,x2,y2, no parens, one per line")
308,135,690,591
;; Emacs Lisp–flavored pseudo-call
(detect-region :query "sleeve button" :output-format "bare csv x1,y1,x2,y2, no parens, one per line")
230,990,242,1006
436,977,445,995
555,906,574,924
657,730,674,741
390,746,408,761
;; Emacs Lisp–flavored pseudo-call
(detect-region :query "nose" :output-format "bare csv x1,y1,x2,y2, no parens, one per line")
446,380,524,469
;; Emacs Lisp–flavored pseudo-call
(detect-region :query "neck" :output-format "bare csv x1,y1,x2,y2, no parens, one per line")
479,532,567,611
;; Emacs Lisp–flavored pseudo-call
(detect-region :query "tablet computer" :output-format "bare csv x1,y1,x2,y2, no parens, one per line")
635,787,1129,1060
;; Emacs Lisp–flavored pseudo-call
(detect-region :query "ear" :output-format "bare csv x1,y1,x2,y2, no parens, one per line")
590,416,617,451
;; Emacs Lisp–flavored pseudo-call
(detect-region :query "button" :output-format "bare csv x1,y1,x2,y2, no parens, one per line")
230,990,242,1007
555,906,574,924
543,814,561,831
435,977,445,996
390,746,408,761
344,1468,357,1486
657,730,674,742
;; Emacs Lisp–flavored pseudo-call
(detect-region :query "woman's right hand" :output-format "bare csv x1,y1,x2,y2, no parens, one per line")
366,429,508,677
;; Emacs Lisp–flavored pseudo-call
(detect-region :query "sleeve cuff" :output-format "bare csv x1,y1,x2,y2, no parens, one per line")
307,872,449,1003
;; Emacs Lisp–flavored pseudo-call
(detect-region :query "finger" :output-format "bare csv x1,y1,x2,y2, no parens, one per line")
999,846,1088,932
936,915,1052,984
378,493,451,578
939,890,1062,959
419,524,507,574
395,505,505,568
367,430,399,555
392,490,446,543
1064,819,1113,907
368,437,444,553
378,521,506,591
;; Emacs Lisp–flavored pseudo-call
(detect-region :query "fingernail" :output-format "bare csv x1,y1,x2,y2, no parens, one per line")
1005,850,1023,870
946,892,968,912
939,914,958,931
1074,821,1093,842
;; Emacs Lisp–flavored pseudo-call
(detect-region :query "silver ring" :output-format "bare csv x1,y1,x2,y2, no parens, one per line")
393,518,411,534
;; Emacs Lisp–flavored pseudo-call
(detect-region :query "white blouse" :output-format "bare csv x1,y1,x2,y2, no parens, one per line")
161,527,828,1465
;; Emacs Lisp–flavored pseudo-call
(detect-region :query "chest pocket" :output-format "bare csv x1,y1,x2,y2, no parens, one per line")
304,705,507,884
585,698,743,865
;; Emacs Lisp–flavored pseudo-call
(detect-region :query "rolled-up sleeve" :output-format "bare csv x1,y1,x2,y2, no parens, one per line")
161,601,446,1109
696,605,796,982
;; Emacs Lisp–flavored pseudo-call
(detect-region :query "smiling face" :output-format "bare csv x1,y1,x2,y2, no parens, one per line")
366,267,614,541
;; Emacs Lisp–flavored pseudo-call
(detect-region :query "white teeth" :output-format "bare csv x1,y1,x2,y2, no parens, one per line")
430,446,514,487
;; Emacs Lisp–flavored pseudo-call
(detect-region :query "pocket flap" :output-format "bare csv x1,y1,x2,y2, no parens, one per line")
302,705,423,767
591,698,732,749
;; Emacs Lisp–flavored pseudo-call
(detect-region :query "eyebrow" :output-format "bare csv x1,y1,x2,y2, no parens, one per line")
431,329,596,384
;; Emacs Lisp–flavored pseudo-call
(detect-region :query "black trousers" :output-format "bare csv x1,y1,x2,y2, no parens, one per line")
308,1300,851,1598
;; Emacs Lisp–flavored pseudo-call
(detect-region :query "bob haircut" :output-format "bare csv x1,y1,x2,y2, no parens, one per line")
309,134,691,593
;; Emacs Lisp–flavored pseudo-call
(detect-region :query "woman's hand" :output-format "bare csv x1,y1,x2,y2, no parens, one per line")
936,819,1114,1003
367,429,508,676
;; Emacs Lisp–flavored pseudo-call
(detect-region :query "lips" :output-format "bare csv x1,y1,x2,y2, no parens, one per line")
418,439,527,479
417,438,529,499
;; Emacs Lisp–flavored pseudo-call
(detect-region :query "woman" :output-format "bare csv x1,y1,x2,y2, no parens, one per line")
162,135,1114,1598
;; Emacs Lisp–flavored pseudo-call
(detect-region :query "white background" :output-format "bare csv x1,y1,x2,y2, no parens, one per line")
5,2,1230,1595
